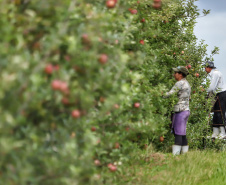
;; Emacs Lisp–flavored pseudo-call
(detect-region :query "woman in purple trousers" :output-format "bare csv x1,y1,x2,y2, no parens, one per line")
164,66,191,155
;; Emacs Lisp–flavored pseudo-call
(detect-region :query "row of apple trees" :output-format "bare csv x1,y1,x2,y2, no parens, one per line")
0,0,215,184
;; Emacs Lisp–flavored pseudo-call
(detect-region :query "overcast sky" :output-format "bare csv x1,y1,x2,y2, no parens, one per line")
194,0,226,80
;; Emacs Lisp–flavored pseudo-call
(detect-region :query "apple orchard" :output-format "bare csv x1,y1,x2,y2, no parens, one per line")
0,0,216,184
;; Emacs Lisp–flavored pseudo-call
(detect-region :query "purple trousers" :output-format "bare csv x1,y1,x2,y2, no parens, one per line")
172,110,190,135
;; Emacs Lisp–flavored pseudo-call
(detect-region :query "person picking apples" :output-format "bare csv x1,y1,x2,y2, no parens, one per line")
204,61,226,139
163,66,191,155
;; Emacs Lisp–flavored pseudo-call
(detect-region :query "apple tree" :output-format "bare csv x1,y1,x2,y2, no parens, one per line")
0,0,216,184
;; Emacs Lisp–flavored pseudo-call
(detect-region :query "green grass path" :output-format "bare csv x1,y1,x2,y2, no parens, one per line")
116,149,226,185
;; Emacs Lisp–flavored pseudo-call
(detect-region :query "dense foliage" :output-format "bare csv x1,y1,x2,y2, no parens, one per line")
0,0,217,184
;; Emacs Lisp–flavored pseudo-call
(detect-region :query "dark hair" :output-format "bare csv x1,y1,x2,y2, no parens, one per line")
178,72,186,78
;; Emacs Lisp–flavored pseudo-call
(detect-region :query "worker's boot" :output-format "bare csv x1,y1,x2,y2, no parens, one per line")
219,126,226,139
181,145,189,154
172,145,181,155
211,127,219,139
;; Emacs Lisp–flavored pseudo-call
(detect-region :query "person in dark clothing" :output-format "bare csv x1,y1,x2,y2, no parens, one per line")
204,61,226,139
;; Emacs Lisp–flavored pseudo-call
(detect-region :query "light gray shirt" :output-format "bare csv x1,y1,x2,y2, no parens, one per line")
207,69,226,94
165,78,191,112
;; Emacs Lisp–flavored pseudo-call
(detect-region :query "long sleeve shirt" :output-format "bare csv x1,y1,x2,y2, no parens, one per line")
165,78,191,112
207,69,226,94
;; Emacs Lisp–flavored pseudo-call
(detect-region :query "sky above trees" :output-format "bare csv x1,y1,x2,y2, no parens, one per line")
194,0,226,80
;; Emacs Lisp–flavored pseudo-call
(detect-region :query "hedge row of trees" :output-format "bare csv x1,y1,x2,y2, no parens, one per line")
0,0,215,184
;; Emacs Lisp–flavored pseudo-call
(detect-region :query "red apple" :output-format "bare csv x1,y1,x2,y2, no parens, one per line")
91,126,96,132
98,54,108,64
71,110,81,118
99,97,105,103
62,97,70,105
114,142,120,149
59,82,68,91
195,73,200,77
108,164,117,172
64,55,71,61
106,0,116,8
187,65,191,69
141,18,145,23
125,127,130,131
130,9,138,14
44,64,54,74
51,80,62,90
139,40,144,45
134,102,140,108
114,104,119,109
108,163,113,168
81,33,89,40
159,136,164,142
200,85,205,92
94,159,101,166
163,20,169,24
181,51,184,54
152,3,161,9
53,65,60,71
109,165,117,172
81,34,90,45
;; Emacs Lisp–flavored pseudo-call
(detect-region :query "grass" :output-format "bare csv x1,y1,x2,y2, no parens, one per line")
101,145,226,185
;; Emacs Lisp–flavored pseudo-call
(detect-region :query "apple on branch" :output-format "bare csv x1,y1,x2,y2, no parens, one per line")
195,73,200,77
98,54,108,64
130,9,138,14
159,136,164,142
94,159,101,166
186,65,191,69
44,64,54,74
114,142,120,149
141,18,145,23
139,40,144,45
91,126,96,132
152,2,161,9
134,102,140,108
114,104,120,109
51,80,62,90
108,163,117,172
106,0,116,8
61,97,70,105
71,110,81,118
